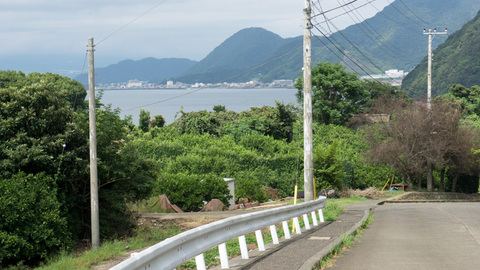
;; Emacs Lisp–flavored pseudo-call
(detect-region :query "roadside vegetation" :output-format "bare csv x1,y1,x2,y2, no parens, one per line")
34,195,371,270
1,60,480,268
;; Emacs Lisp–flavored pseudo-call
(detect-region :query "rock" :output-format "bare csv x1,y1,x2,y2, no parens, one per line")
244,202,254,208
237,198,250,204
200,199,227,212
318,188,339,199
151,194,184,213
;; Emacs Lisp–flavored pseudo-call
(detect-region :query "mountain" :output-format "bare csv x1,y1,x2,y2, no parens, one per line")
75,57,197,85
75,0,480,85
176,0,480,84
174,27,296,83
402,11,480,98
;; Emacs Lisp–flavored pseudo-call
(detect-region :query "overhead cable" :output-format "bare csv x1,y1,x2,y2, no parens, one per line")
96,0,169,46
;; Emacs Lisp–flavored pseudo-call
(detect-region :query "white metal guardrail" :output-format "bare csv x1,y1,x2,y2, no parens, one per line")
111,197,327,270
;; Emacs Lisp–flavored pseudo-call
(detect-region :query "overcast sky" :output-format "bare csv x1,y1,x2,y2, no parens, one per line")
0,0,391,75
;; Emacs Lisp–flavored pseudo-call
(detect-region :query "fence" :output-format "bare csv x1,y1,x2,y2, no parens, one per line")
111,197,327,270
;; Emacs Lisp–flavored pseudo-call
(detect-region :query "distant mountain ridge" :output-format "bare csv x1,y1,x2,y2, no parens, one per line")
402,11,480,98
75,57,197,85
76,0,480,85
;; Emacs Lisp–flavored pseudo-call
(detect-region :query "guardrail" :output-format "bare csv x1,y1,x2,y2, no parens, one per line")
111,197,327,270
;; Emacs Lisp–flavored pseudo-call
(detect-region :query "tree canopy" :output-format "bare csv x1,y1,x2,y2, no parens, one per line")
0,71,154,267
295,61,369,125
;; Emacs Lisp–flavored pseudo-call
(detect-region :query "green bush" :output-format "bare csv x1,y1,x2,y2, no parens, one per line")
156,173,231,211
0,172,71,266
314,142,344,191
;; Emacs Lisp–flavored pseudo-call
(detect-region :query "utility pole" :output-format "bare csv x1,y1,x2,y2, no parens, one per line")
88,38,100,249
424,28,447,109
423,28,447,191
303,0,314,202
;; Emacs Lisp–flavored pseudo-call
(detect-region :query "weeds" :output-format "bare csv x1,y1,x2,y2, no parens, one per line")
36,197,369,269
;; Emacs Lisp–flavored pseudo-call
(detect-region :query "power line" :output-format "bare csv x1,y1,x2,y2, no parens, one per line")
311,23,379,80
384,0,424,28
317,18,385,74
312,21,400,85
314,0,332,34
333,0,405,61
397,0,430,26
341,0,410,56
312,0,376,23
367,1,423,34
311,0,358,19
96,0,169,46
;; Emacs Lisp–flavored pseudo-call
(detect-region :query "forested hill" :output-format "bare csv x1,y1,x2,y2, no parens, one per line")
75,0,480,84
75,57,197,85
402,11,480,98
175,0,480,83
174,27,297,83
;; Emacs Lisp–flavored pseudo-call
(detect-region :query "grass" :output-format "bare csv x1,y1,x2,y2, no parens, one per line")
35,226,182,270
33,196,370,270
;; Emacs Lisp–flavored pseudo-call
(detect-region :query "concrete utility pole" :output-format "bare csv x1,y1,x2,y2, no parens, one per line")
88,38,100,249
303,0,314,202
424,28,447,109
423,28,447,191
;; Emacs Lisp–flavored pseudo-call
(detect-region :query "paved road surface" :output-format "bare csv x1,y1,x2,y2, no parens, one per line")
332,203,480,270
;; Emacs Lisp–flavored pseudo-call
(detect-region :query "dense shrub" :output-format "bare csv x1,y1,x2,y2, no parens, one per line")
445,174,480,194
0,172,71,266
313,142,344,191
156,173,231,211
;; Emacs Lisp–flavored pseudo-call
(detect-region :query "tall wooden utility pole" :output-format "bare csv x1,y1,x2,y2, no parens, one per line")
424,28,447,109
303,0,314,202
423,28,447,191
88,38,100,249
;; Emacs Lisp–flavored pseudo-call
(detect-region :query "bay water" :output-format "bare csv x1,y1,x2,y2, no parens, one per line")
94,88,299,125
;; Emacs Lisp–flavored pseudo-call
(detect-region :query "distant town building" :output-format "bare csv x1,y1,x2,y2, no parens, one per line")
270,80,294,88
360,69,408,87
166,81,174,88
361,69,408,80
385,69,406,77
192,82,206,88
126,79,143,88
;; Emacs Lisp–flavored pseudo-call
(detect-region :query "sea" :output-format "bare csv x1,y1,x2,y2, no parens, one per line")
93,88,299,125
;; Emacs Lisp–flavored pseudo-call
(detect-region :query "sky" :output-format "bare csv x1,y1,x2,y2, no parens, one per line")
0,0,391,77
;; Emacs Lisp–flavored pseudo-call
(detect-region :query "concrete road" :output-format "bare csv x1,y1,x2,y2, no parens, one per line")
332,203,480,270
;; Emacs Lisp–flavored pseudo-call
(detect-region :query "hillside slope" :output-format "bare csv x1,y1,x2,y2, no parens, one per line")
175,27,292,83
75,57,197,85
176,0,480,83
75,0,480,85
402,11,480,98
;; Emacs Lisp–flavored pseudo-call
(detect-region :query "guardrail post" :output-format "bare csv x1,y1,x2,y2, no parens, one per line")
303,214,311,230
311,211,319,226
219,243,229,269
238,235,249,259
255,230,266,251
319,209,325,223
282,221,291,239
110,197,327,270
195,254,206,270
270,225,279,244
293,217,301,234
